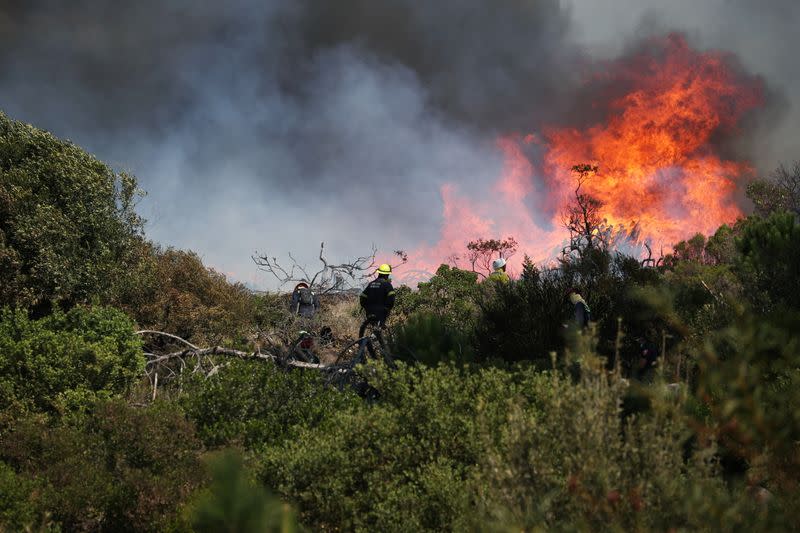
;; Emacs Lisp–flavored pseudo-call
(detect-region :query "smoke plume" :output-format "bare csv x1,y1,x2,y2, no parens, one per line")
0,0,796,286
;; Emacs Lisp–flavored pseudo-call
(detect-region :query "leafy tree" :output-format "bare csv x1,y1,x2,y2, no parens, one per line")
0,112,145,313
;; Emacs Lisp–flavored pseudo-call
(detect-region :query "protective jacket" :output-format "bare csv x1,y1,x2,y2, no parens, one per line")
360,277,396,323
487,270,510,284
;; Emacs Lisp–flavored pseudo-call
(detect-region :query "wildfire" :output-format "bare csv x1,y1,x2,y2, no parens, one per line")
404,34,763,279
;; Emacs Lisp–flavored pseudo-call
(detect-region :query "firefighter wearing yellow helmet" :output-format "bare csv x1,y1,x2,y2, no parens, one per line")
359,263,396,326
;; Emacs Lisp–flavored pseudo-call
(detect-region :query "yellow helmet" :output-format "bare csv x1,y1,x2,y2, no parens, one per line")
377,263,392,275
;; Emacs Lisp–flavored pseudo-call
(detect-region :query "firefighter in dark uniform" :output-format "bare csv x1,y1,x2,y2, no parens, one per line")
358,263,396,358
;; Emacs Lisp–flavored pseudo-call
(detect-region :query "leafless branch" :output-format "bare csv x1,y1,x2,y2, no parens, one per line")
253,242,382,293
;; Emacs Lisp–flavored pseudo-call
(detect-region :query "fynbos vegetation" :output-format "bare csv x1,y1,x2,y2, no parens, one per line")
1,114,799,532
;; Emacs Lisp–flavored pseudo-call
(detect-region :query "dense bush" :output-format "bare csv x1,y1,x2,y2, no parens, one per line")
180,360,358,449
120,246,273,348
259,359,796,531
390,311,475,365
393,265,480,334
0,112,145,313
696,311,800,491
0,306,143,416
0,399,205,532
259,362,529,531
475,266,570,364
0,461,41,531
475,252,662,368
735,211,800,312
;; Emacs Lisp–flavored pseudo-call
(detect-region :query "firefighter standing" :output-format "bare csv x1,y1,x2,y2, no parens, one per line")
359,264,396,326
487,258,510,284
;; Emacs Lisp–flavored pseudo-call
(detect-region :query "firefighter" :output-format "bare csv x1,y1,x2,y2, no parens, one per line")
487,257,510,284
359,264,396,327
290,281,320,318
567,288,591,329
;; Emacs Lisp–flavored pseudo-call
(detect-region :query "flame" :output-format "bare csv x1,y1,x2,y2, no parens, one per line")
402,35,763,280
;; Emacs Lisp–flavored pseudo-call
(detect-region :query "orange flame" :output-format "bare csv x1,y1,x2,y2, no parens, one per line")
403,35,763,280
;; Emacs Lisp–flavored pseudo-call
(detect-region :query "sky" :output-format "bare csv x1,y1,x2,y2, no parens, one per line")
1,0,797,289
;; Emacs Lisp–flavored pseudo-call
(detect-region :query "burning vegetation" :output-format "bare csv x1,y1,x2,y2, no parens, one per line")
409,35,764,277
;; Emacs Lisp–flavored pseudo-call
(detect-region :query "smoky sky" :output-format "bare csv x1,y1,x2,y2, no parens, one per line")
1,0,797,288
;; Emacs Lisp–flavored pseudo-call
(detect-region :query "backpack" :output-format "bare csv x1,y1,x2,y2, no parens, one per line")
298,287,315,306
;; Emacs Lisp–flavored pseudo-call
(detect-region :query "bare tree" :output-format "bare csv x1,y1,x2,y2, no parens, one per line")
252,243,407,293
464,237,519,278
747,161,800,217
561,164,609,257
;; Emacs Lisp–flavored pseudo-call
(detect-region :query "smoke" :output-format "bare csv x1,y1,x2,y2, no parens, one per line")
0,1,796,287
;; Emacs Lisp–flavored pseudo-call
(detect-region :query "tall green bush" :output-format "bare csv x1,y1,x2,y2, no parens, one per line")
0,306,143,416
0,112,145,312
391,311,475,365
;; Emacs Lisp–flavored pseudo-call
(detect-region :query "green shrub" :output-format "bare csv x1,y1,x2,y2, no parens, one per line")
120,246,271,349
0,461,40,531
736,211,800,312
259,362,552,531
475,267,570,365
393,265,480,334
180,360,358,449
0,306,144,415
187,450,300,533
696,311,800,491
391,311,475,365
0,399,204,532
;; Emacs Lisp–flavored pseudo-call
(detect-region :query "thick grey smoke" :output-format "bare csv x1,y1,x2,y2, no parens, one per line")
0,0,796,287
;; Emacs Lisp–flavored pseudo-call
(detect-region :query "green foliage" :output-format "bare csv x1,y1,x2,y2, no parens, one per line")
478,251,661,367
180,360,358,449
0,306,143,415
391,311,475,365
735,211,800,312
393,265,480,333
475,267,570,364
259,359,796,531
696,312,800,491
188,451,300,533
259,362,528,531
0,112,145,312
0,461,40,531
746,162,800,218
0,399,204,532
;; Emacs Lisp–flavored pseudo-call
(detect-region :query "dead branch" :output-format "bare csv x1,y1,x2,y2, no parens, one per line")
136,330,201,350
136,329,351,397
253,242,382,293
